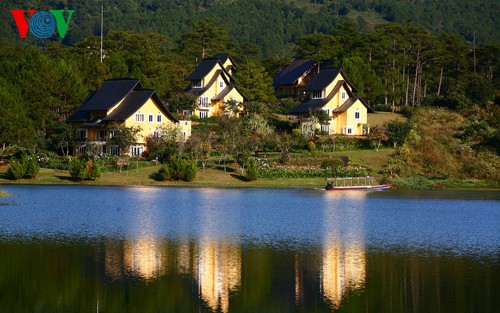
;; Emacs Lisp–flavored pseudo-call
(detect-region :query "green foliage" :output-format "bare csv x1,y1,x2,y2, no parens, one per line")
6,153,39,180
157,155,198,182
245,158,259,181
384,120,411,148
321,158,345,169
68,156,101,181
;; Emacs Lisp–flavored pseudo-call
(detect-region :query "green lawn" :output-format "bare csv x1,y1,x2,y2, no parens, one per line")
368,112,407,126
0,149,395,189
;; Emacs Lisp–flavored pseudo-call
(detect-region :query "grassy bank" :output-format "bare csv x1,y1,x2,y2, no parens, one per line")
0,149,497,190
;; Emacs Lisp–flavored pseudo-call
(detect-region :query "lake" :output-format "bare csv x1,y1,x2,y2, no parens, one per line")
0,185,498,313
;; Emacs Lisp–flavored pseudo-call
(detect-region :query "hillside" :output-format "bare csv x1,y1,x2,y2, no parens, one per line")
1,0,498,55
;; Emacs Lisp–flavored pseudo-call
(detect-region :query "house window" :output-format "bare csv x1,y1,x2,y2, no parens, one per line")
199,111,208,119
77,145,87,154
110,145,120,156
311,91,323,99
98,129,106,140
343,126,354,135
135,113,145,123
199,96,210,108
129,146,144,157
76,129,87,140
320,124,330,133
341,91,347,100
109,129,116,139
323,109,330,116
192,80,202,88
156,114,162,123
354,110,361,121
219,80,224,88
148,114,154,123
152,130,162,138
183,110,192,117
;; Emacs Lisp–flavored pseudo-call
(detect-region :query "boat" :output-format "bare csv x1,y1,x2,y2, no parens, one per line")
325,176,392,191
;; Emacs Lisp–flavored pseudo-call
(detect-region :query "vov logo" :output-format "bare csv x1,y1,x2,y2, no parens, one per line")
10,9,75,39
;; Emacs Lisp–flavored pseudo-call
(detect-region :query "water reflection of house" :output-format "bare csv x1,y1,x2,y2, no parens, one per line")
195,240,241,313
321,242,366,308
105,237,167,281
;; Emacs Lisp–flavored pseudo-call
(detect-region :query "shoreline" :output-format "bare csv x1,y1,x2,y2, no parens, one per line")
1,167,498,192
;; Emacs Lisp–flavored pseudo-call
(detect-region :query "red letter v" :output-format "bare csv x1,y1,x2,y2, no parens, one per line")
10,10,36,39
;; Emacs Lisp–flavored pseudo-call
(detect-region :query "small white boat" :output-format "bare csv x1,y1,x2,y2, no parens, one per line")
325,176,392,191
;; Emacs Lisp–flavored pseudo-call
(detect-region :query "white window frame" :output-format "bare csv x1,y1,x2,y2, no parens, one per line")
129,145,144,157
320,124,330,133
192,80,202,88
97,129,106,140
199,111,208,119
156,114,162,123
135,113,145,123
152,129,162,138
77,145,87,154
219,80,224,88
199,96,210,108
110,145,120,156
76,129,87,140
311,90,323,99
341,91,347,100
354,110,361,121
148,114,154,123
343,126,354,135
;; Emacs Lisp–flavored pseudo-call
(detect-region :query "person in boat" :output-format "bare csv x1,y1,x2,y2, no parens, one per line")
325,182,333,190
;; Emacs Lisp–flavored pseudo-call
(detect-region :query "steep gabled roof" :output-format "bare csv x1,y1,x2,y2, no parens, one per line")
304,68,342,91
185,58,220,81
79,79,142,111
69,79,178,124
213,53,236,70
211,85,249,101
333,97,374,113
290,85,338,115
273,58,316,87
185,70,222,96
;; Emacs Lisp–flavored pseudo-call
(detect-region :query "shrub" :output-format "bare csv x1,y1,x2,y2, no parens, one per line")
158,165,172,181
7,158,25,180
6,153,40,180
181,159,197,182
245,158,258,181
68,157,85,180
24,156,40,178
321,158,344,169
68,156,102,180
157,155,197,182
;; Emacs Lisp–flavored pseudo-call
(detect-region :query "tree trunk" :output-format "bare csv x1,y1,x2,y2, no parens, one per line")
437,66,443,96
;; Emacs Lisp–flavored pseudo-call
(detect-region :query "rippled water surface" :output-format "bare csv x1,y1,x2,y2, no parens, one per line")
0,185,498,312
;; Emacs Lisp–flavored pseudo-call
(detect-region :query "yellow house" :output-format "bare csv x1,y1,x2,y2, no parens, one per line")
69,78,191,156
185,54,247,118
290,68,373,136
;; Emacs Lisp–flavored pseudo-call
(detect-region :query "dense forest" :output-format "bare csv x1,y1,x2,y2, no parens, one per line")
0,0,499,185
0,0,498,55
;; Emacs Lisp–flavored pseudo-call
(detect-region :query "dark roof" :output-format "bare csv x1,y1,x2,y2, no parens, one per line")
290,86,338,115
79,79,142,111
69,79,178,124
185,70,222,95
213,53,236,69
185,58,220,81
273,58,316,87
304,68,341,91
211,85,249,101
333,97,374,113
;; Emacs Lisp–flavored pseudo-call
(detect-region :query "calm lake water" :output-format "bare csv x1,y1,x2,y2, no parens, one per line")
0,185,498,313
